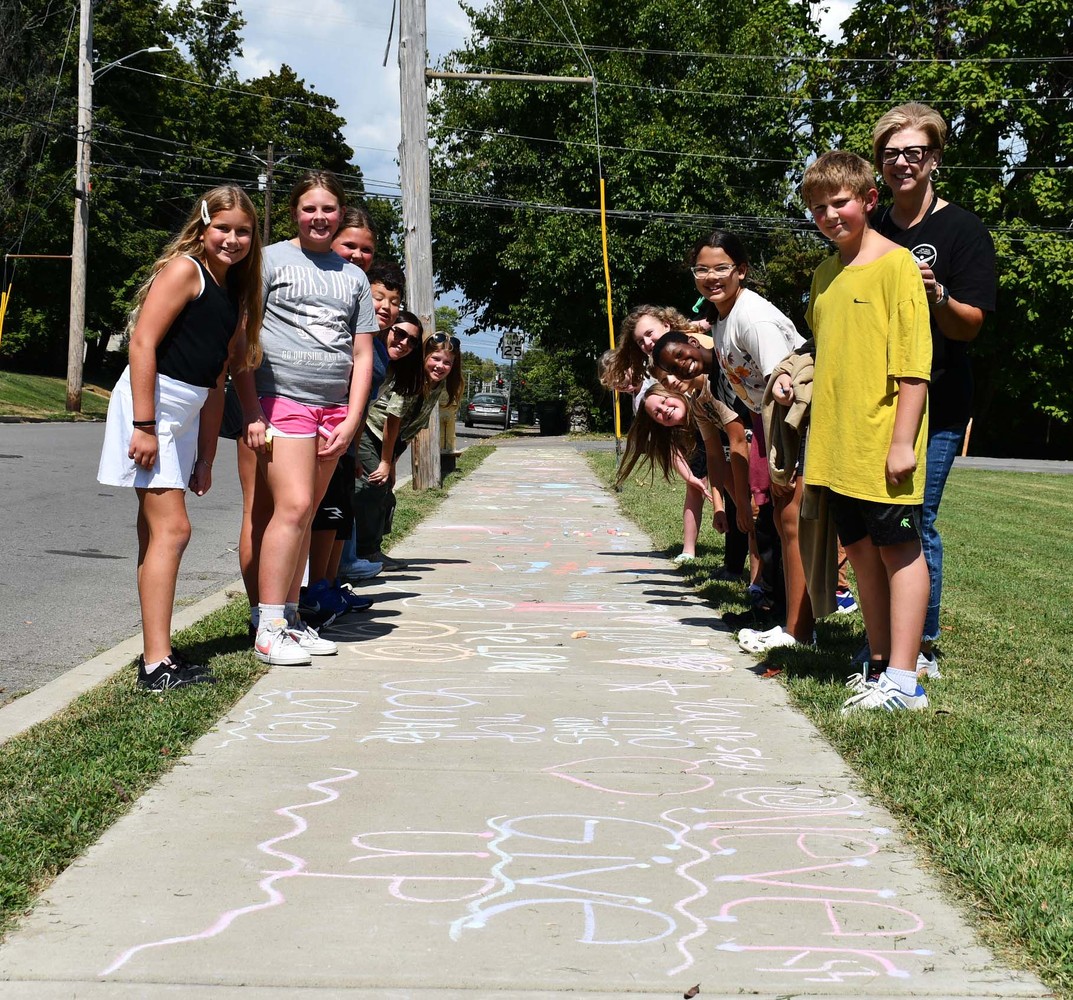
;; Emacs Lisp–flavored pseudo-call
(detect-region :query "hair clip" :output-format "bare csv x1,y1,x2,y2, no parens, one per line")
200,199,211,225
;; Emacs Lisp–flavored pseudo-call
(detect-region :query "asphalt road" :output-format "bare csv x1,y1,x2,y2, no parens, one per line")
0,419,502,700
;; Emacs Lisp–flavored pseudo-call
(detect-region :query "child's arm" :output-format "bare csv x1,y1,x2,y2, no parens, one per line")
671,449,708,498
321,331,374,461
227,315,267,453
887,377,928,485
189,373,225,497
369,413,401,485
126,259,201,469
724,418,754,533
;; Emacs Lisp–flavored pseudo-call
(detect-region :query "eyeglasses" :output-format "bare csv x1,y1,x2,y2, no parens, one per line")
880,145,934,164
690,264,737,279
428,332,461,350
388,325,419,345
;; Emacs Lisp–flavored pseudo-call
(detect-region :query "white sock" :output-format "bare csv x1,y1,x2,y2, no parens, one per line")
885,667,919,695
143,656,169,674
258,604,286,634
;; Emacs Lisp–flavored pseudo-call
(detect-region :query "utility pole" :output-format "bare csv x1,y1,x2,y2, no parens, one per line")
399,0,439,489
66,0,92,413
262,141,275,245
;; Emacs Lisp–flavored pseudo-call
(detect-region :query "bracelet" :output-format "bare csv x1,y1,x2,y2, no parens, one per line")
132,419,156,428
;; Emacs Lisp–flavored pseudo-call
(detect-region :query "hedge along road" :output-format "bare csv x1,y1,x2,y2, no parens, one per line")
0,419,502,701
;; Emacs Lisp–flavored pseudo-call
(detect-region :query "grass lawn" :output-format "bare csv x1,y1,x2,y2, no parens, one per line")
0,443,494,936
590,452,1073,999
0,371,111,420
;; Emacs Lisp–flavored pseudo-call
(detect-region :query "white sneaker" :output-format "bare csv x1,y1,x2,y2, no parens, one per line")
286,621,338,657
254,619,312,666
673,553,695,565
841,672,929,715
737,624,782,651
916,651,942,680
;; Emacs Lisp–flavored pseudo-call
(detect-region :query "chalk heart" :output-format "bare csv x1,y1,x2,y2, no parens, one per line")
545,756,715,797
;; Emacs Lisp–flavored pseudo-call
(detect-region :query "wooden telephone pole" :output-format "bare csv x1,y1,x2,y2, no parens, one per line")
399,0,439,489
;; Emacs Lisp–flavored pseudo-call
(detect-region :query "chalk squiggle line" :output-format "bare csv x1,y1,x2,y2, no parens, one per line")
658,809,712,976
99,768,358,976
213,689,283,749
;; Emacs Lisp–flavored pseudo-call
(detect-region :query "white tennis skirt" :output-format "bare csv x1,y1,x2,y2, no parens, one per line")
97,367,209,490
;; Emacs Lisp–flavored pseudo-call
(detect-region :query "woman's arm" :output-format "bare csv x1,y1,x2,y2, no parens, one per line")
189,372,225,496
724,419,754,533
127,258,201,469
369,412,401,484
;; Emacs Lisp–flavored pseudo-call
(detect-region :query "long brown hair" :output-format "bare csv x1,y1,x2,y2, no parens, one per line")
423,333,464,406
126,185,264,369
615,383,698,488
602,304,695,394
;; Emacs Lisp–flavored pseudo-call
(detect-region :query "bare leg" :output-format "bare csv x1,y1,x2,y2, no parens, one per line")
237,438,270,607
773,478,814,643
844,536,890,661
326,538,345,581
681,482,705,557
258,438,319,607
285,456,340,605
136,487,191,663
879,539,928,673
308,529,336,585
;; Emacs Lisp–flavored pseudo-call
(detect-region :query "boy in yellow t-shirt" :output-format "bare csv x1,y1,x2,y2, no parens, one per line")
777,151,932,713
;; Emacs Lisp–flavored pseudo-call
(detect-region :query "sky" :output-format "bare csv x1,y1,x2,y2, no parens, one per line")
232,0,853,359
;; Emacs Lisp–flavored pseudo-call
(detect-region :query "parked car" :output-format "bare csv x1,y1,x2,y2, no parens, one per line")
464,392,510,429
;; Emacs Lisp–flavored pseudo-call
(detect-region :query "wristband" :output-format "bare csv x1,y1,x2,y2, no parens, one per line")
132,419,156,428
934,283,949,306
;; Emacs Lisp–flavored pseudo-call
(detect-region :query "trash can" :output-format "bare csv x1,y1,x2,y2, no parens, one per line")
536,400,568,436
516,402,535,425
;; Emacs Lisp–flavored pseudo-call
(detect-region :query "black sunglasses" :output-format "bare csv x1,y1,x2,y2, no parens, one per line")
428,332,461,350
388,325,420,344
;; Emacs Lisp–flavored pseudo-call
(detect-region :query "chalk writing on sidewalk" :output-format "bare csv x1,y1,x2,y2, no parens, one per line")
102,776,928,984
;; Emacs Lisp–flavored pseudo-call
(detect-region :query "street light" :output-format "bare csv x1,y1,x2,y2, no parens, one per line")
65,26,175,412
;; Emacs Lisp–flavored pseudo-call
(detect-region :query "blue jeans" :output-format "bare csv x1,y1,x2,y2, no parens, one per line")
921,425,966,643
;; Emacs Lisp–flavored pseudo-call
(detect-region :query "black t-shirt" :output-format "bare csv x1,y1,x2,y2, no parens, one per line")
875,201,996,429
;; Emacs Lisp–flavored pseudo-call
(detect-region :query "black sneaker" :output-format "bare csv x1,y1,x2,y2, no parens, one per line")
137,653,217,691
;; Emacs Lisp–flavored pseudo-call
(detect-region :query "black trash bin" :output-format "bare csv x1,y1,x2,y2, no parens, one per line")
516,402,535,425
536,400,569,436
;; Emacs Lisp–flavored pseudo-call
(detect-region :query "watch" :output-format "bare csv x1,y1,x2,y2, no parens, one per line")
934,283,949,306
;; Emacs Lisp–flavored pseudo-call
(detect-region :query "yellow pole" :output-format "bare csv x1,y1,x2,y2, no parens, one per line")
0,282,11,351
598,177,622,447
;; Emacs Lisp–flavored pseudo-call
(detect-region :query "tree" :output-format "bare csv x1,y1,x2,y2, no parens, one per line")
805,0,1073,445
435,304,460,335
430,0,823,361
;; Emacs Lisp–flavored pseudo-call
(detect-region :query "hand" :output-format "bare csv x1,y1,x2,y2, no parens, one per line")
736,495,755,534
244,415,267,453
915,260,941,303
368,459,392,485
772,373,794,406
189,459,212,496
128,426,158,469
318,420,358,461
886,442,918,485
712,508,728,534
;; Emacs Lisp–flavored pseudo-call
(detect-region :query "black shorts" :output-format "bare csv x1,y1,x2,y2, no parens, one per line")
312,453,355,538
218,379,243,440
829,489,921,548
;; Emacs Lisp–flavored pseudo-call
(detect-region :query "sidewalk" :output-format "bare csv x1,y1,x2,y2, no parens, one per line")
0,444,1047,998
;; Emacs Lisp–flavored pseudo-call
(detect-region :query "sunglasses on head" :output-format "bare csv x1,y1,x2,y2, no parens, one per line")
428,332,461,350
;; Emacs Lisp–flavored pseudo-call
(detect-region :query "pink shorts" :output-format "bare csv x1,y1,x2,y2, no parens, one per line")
260,396,348,439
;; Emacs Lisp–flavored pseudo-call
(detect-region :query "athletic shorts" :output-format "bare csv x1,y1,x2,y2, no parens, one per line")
829,489,922,548
312,454,355,538
260,396,348,439
687,430,707,479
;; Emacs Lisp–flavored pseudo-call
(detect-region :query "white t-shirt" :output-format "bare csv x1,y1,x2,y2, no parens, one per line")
255,241,377,406
712,288,804,413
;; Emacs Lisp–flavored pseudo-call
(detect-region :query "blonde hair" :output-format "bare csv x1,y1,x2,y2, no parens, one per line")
802,151,876,207
615,383,697,488
872,102,947,168
602,305,695,394
126,185,264,369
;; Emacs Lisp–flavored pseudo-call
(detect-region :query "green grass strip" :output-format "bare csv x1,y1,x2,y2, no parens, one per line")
590,452,1073,999
0,443,494,936
0,371,111,419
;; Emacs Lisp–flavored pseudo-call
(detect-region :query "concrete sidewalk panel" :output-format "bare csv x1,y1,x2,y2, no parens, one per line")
0,444,1048,998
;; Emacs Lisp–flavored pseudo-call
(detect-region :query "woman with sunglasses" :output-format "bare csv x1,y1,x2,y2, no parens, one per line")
352,327,462,565
872,102,996,676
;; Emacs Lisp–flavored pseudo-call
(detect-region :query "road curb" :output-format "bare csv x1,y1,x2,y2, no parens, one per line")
0,583,241,746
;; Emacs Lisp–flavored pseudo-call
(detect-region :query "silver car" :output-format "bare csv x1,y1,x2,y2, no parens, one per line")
464,392,510,429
